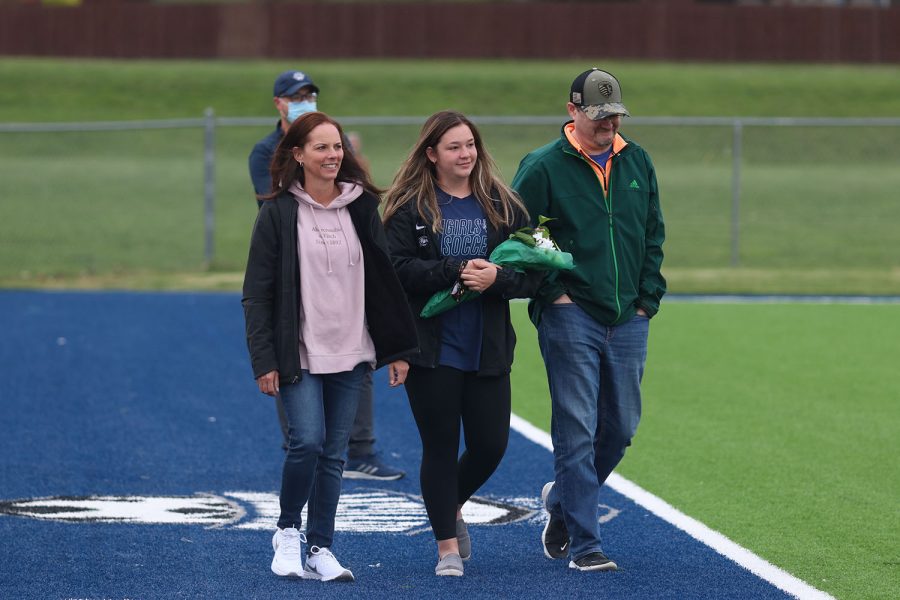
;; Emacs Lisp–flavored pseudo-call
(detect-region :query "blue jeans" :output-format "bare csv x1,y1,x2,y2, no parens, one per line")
276,363,367,548
538,303,649,561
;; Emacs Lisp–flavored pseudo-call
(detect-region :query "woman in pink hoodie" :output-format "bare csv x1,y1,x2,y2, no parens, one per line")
242,112,417,584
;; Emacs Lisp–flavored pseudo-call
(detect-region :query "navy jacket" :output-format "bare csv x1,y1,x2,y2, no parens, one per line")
248,121,284,203
383,198,543,376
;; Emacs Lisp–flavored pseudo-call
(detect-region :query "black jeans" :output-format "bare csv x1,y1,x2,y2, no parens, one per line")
405,365,511,541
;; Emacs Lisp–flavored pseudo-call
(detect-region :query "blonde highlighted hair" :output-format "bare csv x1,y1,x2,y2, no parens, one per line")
382,110,527,232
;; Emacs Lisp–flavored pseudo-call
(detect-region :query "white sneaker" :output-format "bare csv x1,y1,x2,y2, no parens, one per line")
302,545,355,582
271,527,305,577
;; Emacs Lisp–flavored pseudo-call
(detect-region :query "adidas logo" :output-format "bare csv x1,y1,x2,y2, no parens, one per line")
629,180,640,190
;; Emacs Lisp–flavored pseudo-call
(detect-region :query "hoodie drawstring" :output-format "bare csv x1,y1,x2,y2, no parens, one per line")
306,204,334,274
336,209,360,267
290,180,364,275
305,202,360,274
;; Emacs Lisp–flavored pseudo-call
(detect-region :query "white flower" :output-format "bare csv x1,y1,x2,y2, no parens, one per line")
532,228,556,250
534,236,555,250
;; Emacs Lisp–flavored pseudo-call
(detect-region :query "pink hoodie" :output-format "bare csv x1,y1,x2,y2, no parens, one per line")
289,180,376,374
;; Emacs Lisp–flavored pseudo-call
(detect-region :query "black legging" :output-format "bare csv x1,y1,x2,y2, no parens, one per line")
404,365,511,541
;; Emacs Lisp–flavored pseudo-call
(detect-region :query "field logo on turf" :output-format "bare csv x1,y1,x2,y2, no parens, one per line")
0,491,621,532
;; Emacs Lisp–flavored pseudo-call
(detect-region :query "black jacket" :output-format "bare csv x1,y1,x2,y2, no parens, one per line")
242,189,419,383
383,197,543,376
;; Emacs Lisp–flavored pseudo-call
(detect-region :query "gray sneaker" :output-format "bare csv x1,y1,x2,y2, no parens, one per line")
435,552,464,577
344,454,405,480
456,517,471,561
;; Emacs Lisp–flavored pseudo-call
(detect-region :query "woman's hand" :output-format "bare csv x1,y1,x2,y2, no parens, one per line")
460,258,499,293
388,360,409,387
256,370,280,396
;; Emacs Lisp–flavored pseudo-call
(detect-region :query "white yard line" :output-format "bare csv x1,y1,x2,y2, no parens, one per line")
509,413,836,600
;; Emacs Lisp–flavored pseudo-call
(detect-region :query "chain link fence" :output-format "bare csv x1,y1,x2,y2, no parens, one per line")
2,114,898,292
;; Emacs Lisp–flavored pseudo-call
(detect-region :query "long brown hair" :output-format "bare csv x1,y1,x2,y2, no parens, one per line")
382,110,527,232
262,111,380,200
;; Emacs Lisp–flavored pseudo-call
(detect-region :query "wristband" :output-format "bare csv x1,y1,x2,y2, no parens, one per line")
450,260,468,300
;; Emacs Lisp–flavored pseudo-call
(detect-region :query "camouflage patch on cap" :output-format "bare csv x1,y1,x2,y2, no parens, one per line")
580,103,630,121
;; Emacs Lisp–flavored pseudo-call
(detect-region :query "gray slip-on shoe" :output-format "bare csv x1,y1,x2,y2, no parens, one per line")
456,517,471,561
435,552,464,577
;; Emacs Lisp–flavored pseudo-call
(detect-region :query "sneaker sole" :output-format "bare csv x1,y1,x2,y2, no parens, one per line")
302,569,355,582
342,471,404,481
435,568,464,577
568,559,618,572
541,481,554,509
271,563,303,578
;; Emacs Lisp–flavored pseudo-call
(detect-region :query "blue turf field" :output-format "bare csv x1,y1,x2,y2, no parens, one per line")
0,290,808,599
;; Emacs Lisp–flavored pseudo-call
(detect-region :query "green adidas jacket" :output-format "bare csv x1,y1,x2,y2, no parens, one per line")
511,122,666,327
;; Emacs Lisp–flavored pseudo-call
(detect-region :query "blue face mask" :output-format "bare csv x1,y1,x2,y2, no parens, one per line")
286,100,317,123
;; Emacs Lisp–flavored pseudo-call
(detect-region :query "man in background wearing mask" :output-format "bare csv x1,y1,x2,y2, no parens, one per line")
248,70,320,205
247,70,406,481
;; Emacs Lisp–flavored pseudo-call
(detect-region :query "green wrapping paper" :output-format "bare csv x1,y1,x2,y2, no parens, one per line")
486,238,574,273
419,287,480,319
419,233,574,319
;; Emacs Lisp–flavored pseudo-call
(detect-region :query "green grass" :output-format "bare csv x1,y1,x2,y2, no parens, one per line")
0,129,206,277
3,58,900,121
2,59,898,290
510,302,900,600
3,119,899,292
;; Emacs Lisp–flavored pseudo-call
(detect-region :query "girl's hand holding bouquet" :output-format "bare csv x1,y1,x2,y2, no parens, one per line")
420,216,574,318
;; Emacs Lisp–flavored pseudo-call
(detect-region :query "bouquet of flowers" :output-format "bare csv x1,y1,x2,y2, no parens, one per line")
420,216,574,318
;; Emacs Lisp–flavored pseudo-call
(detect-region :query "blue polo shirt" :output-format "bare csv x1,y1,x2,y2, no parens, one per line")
436,187,486,372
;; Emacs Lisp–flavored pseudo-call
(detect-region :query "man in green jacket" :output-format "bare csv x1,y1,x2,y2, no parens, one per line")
512,68,666,572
